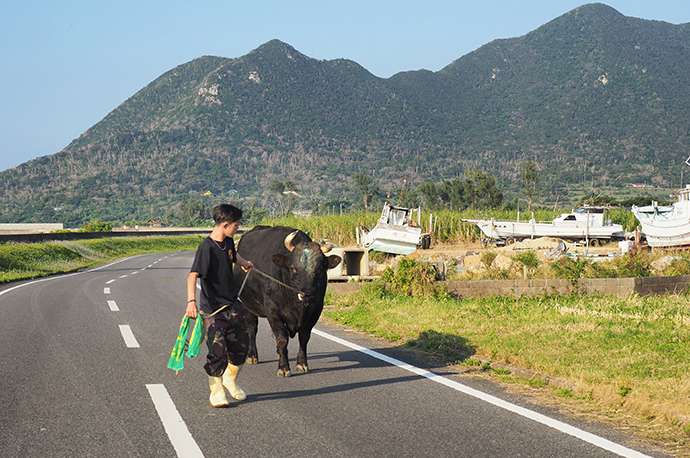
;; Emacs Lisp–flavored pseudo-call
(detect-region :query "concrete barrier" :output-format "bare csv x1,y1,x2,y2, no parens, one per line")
329,275,690,298
0,223,63,234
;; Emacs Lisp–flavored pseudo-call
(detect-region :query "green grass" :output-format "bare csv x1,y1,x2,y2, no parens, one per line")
0,235,205,283
324,287,690,447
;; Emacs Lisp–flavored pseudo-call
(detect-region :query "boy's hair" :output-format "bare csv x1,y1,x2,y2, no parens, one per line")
212,204,243,225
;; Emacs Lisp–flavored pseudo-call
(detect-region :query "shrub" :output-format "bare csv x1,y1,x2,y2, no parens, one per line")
380,258,442,297
550,257,590,284
480,251,498,270
81,219,113,232
661,257,690,277
512,250,540,279
592,252,652,278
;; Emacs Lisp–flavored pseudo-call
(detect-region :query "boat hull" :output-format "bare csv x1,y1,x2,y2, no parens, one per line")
361,224,421,255
632,206,690,247
466,219,624,241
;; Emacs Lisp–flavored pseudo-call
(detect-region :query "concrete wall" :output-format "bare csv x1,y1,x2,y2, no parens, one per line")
0,223,63,234
329,275,690,298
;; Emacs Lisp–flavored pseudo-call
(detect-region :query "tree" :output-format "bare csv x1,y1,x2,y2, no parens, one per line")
178,197,209,226
442,178,465,210
520,160,540,212
353,173,377,211
463,170,503,209
418,181,441,209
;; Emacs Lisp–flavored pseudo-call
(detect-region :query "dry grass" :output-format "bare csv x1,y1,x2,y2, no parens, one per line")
325,287,690,451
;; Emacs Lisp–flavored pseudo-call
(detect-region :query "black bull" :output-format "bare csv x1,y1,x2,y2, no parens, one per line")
234,226,341,376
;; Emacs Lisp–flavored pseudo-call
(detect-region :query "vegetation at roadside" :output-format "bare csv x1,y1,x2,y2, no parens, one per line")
0,235,204,283
324,259,690,449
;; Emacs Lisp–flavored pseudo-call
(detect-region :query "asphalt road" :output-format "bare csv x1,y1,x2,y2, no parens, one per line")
0,252,669,457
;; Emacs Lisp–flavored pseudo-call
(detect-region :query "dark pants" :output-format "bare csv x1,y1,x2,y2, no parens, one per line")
202,302,249,376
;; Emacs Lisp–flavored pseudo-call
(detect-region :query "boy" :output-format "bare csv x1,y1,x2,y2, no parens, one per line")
185,204,254,408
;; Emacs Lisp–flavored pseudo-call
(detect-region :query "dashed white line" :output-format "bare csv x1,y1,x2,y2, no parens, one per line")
118,325,140,348
107,300,119,312
311,329,649,458
0,256,140,300
106,279,116,284
130,271,139,275
119,275,128,279
104,287,111,294
145,384,204,457
147,265,153,268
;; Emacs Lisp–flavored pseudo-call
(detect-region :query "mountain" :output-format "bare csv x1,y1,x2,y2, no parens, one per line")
2,3,690,224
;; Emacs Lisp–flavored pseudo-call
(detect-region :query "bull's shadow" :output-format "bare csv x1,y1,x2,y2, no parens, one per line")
252,329,475,375
245,330,475,403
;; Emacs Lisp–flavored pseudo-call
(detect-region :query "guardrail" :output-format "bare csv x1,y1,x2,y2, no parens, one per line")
0,228,247,244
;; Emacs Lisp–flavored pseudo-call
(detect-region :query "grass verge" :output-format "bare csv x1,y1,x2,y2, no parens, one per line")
0,235,205,283
324,285,690,452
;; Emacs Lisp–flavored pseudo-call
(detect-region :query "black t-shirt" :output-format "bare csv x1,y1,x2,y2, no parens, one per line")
190,236,238,313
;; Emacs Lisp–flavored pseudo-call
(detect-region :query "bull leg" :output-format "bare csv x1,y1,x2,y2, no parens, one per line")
295,330,311,374
245,313,259,365
266,317,291,377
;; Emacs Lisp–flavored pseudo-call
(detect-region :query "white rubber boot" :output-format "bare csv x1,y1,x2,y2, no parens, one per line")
208,376,229,408
222,364,246,401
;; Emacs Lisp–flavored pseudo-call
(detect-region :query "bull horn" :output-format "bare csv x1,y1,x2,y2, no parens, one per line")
320,242,334,254
284,230,299,252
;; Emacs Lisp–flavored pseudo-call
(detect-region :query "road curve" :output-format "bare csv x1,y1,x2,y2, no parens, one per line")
0,252,668,457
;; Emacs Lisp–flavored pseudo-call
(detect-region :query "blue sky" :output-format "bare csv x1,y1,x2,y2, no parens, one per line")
1,1,689,171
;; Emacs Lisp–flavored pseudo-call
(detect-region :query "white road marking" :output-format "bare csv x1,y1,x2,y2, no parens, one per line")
106,279,116,284
118,325,140,348
107,300,119,312
147,265,153,268
145,384,204,458
104,287,111,294
130,271,138,275
119,275,128,279
0,256,140,300
311,328,649,458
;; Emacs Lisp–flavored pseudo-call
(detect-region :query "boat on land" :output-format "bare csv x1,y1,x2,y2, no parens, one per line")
357,202,429,255
464,206,625,245
632,185,690,247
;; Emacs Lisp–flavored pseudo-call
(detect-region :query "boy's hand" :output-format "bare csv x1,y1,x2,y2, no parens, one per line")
241,260,254,272
185,301,197,318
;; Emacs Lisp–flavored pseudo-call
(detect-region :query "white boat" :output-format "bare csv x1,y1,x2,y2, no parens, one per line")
464,207,624,244
632,185,690,247
358,202,424,255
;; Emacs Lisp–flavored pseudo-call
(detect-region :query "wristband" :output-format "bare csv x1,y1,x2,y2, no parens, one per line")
187,299,196,304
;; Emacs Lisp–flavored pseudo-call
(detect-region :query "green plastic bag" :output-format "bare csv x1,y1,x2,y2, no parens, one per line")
167,315,205,373
187,316,204,358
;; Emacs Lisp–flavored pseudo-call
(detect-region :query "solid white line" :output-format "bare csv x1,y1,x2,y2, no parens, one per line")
106,279,116,285
118,325,140,348
311,328,649,458
0,256,140,300
145,384,204,458
107,300,119,312
104,287,111,294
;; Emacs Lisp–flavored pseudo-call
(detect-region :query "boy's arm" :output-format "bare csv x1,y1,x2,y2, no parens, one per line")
185,272,198,318
236,253,254,272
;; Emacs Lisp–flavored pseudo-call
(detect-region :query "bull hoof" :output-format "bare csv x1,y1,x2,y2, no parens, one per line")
295,363,309,374
276,368,291,377
246,356,259,365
